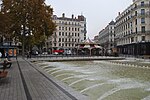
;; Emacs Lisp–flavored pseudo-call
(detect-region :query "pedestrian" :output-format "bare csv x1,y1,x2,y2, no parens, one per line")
27,51,29,59
3,58,12,69
0,52,2,58
29,51,32,58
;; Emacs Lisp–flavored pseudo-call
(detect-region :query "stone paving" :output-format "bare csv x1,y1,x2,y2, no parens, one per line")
0,57,88,100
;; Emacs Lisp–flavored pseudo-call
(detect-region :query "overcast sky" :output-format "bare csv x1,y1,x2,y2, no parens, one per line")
46,0,133,39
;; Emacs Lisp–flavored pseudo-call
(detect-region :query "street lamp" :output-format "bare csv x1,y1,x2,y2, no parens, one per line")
21,25,25,57
21,25,32,57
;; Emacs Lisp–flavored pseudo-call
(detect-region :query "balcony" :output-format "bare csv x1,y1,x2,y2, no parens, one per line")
132,4,150,11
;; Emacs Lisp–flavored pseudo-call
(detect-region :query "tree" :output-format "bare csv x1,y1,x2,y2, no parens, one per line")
0,0,56,56
0,0,13,42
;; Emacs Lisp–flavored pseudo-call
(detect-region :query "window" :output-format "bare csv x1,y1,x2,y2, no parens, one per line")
141,1,144,6
135,37,138,42
59,27,61,30
59,38,61,42
141,9,145,15
141,26,145,33
131,37,134,42
62,32,64,36
128,23,130,28
62,27,64,30
62,43,64,47
59,32,61,36
62,38,64,42
59,43,61,46
135,11,137,16
65,32,67,36
136,27,137,33
141,36,145,41
134,4,137,8
75,28,77,31
141,18,145,24
78,28,80,31
54,43,56,46
135,19,137,25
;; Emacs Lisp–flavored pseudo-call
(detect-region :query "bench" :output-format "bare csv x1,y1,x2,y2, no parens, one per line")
0,71,8,78
0,61,12,79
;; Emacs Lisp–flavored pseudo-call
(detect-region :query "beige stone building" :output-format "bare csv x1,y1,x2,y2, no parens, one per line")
115,0,150,56
98,21,115,52
46,13,87,54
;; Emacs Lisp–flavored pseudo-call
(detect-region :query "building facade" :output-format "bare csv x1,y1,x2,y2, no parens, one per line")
98,21,115,52
93,35,99,43
115,0,150,56
46,13,87,54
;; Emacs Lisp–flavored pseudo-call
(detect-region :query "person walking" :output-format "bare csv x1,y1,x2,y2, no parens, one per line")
0,52,2,58
27,51,30,59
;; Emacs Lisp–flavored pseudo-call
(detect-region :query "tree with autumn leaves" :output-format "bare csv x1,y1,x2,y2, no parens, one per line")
0,0,56,55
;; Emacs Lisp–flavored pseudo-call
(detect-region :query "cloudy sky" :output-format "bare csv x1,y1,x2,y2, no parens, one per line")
46,0,133,39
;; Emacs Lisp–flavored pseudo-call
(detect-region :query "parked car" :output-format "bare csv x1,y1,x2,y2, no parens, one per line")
63,50,72,55
42,52,48,55
32,51,38,55
53,52,59,55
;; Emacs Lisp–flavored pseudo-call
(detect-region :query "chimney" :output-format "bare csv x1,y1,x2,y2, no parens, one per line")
62,13,65,18
72,14,74,19
118,12,120,15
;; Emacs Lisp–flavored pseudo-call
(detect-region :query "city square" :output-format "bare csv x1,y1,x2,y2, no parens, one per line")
0,0,150,100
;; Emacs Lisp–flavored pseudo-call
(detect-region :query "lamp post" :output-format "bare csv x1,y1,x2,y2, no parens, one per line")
21,25,32,57
21,25,25,57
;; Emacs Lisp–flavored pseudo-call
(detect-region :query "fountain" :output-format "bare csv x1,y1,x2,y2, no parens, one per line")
35,60,150,100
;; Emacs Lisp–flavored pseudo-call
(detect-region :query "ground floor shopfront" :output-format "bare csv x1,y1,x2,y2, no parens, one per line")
117,42,150,56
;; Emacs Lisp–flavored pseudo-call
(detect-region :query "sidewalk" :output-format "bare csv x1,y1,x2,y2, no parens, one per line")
0,57,87,100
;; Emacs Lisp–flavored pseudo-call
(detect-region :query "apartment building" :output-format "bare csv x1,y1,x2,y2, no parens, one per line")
98,21,115,51
46,13,87,54
115,0,150,56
